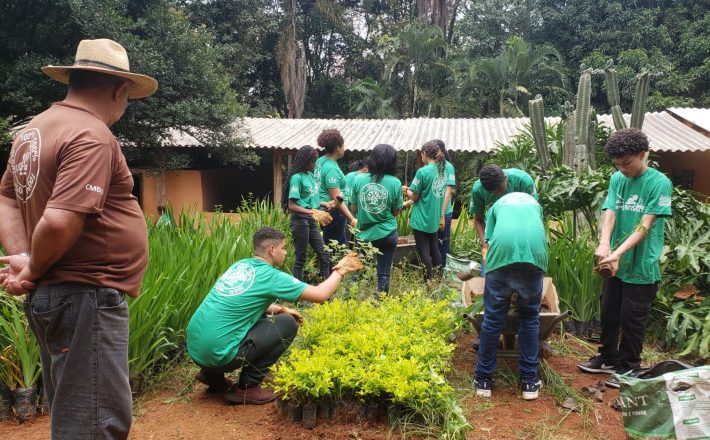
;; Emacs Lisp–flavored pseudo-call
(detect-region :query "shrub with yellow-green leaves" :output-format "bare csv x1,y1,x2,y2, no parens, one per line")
272,292,469,436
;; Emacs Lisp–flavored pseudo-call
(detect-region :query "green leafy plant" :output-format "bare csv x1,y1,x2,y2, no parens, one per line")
272,292,470,438
547,214,603,322
0,297,41,389
396,205,413,237
665,299,710,359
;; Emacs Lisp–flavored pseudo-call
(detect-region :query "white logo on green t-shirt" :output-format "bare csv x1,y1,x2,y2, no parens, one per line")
622,195,645,213
215,262,255,296
432,175,446,198
360,183,388,214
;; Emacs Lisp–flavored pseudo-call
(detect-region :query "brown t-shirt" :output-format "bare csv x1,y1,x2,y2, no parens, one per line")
0,102,148,297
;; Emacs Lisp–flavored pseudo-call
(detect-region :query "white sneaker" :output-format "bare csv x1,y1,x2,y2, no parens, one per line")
522,380,542,400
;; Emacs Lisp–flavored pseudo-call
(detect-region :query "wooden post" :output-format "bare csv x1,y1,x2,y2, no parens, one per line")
157,169,167,207
272,150,283,206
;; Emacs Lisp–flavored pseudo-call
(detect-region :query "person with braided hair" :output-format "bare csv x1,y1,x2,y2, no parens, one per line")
314,129,356,246
405,141,447,281
282,145,331,282
432,139,456,266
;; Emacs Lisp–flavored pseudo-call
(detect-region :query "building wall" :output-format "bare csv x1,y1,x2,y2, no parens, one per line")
137,170,204,221
655,151,710,196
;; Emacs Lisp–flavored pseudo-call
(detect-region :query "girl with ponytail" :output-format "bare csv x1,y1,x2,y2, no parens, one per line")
283,145,331,281
405,141,447,281
432,139,456,267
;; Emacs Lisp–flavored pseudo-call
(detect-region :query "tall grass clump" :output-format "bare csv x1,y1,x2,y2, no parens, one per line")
128,198,292,386
547,214,602,322
0,297,41,389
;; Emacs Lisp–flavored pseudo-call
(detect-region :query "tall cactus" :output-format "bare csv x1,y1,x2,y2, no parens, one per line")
560,101,576,168
604,65,627,129
630,69,650,129
528,94,549,172
571,68,594,172
587,107,597,170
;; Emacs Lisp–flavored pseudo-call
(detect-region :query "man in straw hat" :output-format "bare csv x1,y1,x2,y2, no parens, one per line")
0,38,157,439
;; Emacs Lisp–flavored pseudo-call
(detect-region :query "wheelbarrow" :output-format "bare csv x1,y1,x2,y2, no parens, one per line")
461,277,571,360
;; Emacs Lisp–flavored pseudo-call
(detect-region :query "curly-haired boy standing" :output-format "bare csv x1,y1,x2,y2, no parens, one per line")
577,128,672,388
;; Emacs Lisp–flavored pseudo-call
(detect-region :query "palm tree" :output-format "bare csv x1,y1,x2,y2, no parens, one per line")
463,36,566,117
351,78,396,118
385,22,455,117
275,0,344,118
276,0,307,118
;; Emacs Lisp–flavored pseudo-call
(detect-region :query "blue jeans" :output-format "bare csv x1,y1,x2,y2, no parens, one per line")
26,284,131,439
322,207,347,246
475,263,543,383
370,230,398,293
437,212,453,266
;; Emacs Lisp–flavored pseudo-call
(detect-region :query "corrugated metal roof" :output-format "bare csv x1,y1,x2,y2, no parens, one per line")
667,107,710,134
168,108,710,154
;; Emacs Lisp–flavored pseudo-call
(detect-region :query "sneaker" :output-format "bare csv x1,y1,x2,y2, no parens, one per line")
577,356,617,374
522,380,542,400
195,372,233,392
223,384,276,405
474,377,492,398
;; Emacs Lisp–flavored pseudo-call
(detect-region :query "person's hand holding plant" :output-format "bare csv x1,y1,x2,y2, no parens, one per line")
333,252,364,275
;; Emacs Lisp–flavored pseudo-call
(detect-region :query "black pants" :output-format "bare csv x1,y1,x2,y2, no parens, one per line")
291,213,330,281
199,314,298,388
413,229,442,281
598,277,658,371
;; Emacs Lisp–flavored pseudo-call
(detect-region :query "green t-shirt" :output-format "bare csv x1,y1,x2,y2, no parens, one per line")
351,173,403,242
469,168,536,216
344,171,360,206
601,168,672,284
484,192,548,273
409,163,447,233
444,161,456,215
288,171,318,209
186,258,307,367
314,156,346,203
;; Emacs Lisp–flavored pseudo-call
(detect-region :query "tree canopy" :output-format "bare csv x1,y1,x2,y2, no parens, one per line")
1,0,708,161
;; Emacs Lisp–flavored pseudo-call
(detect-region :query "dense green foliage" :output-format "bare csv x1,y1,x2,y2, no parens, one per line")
2,1,707,147
0,0,250,168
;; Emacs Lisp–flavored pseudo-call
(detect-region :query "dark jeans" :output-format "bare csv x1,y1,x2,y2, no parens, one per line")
370,230,398,293
475,263,543,383
598,277,658,371
290,213,330,281
437,211,453,267
25,284,131,440
199,314,298,388
413,229,442,281
322,207,347,246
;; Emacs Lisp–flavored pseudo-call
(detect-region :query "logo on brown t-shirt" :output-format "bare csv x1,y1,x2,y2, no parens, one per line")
9,128,41,201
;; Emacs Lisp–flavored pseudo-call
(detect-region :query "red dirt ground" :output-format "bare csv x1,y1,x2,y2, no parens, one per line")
0,332,627,439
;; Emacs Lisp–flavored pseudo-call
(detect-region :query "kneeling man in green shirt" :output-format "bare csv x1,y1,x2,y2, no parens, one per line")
186,227,363,404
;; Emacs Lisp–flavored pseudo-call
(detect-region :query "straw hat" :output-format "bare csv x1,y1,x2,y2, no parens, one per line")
41,39,158,99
